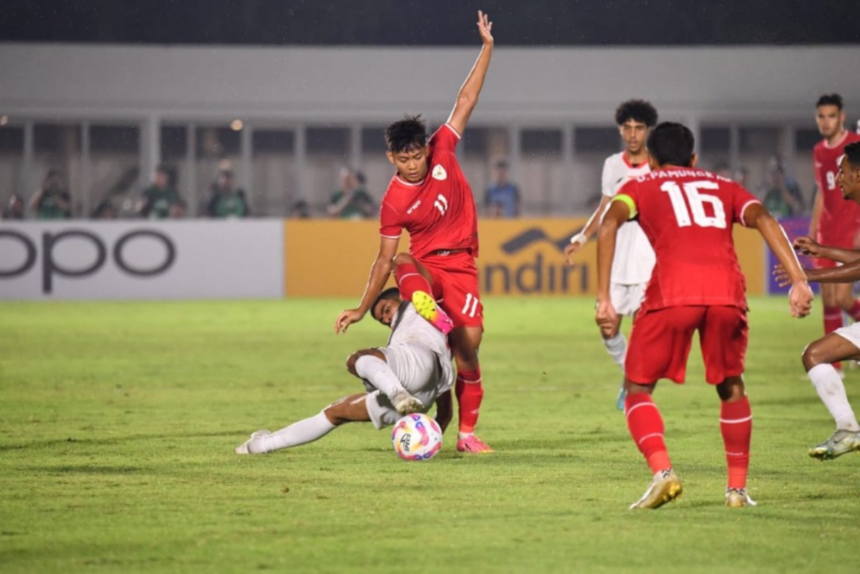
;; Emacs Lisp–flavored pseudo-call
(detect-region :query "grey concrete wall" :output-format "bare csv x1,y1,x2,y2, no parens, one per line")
1,43,859,123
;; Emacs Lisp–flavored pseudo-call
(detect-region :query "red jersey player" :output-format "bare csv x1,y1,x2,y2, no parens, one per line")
334,10,494,453
597,122,813,510
809,94,860,372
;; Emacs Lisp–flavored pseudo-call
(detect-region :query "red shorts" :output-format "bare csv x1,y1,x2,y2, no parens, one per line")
418,251,483,329
625,305,748,385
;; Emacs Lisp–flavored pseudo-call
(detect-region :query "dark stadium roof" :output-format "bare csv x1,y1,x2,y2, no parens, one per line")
3,0,859,46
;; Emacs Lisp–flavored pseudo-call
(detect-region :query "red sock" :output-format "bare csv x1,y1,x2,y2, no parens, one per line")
824,306,844,371
624,393,672,473
849,300,860,322
455,368,483,434
720,397,752,490
395,263,432,301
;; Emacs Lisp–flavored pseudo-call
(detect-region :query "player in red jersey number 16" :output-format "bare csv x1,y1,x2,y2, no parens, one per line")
334,11,494,454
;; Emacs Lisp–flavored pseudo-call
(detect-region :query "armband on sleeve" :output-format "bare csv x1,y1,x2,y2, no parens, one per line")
612,194,638,219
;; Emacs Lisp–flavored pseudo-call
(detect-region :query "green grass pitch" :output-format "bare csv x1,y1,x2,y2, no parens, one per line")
1,296,859,573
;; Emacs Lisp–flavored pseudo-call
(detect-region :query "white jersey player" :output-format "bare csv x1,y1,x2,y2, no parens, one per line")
235,288,454,455
563,99,659,410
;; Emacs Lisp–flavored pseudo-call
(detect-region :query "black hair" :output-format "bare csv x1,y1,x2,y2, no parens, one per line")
370,287,401,321
615,99,658,127
844,142,860,168
647,122,695,167
816,94,843,110
385,115,428,153
495,159,509,169
355,170,366,186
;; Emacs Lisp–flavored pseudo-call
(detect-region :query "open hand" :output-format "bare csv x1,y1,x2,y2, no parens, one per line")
334,308,364,334
563,242,583,266
477,10,493,45
793,236,822,257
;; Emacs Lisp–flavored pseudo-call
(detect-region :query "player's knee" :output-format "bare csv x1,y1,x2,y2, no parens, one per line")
346,352,362,375
801,342,824,371
393,252,415,266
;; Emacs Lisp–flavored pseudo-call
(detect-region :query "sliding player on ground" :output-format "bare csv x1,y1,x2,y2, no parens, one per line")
237,288,453,454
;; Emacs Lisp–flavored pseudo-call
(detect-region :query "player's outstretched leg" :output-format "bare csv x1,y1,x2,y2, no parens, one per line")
717,377,755,508
624,388,681,509
394,254,453,335
602,318,626,411
234,393,373,454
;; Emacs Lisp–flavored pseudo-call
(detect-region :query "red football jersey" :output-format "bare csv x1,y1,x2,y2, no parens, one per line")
616,167,761,311
379,124,479,259
814,130,860,247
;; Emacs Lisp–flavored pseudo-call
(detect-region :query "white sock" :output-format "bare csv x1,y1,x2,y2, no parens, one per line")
808,364,860,431
252,412,336,453
354,355,405,399
604,333,627,373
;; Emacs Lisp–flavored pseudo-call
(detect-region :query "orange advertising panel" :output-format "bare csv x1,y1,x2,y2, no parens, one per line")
284,219,765,297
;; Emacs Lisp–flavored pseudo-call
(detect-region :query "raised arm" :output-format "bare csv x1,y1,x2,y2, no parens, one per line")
335,236,400,334
743,203,813,318
446,10,494,136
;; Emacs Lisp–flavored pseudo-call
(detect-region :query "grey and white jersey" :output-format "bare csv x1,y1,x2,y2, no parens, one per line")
386,301,454,394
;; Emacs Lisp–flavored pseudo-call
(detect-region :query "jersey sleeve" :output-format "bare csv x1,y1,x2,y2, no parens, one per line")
429,124,461,153
730,181,761,227
379,200,403,239
613,179,639,219
600,157,615,197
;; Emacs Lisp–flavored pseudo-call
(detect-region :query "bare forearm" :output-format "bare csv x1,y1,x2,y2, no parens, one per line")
596,219,619,300
807,261,860,283
816,245,860,264
356,256,393,314
809,189,823,236
757,214,806,284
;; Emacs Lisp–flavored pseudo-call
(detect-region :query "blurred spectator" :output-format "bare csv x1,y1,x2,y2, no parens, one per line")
92,199,117,219
2,193,25,220
327,167,375,219
485,159,520,218
761,155,805,217
29,169,71,219
289,199,311,219
137,164,185,219
204,169,250,218
732,166,749,188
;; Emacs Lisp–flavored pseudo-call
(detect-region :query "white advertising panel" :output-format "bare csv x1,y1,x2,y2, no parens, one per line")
0,220,283,300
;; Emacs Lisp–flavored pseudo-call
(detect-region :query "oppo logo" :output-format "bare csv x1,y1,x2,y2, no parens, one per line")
0,229,176,293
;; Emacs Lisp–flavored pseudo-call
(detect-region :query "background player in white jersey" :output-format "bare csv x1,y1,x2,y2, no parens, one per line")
236,288,453,454
564,100,658,409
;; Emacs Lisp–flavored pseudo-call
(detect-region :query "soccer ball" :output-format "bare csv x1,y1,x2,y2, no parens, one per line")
391,413,443,461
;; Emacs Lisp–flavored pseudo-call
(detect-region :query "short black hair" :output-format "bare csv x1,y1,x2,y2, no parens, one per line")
615,100,658,127
647,122,695,167
385,115,427,153
370,287,401,321
844,142,860,168
816,94,843,110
